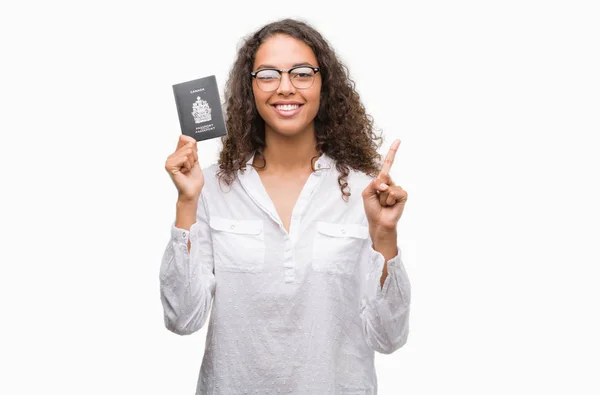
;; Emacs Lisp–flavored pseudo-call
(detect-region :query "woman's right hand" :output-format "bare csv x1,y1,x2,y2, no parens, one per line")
165,135,204,201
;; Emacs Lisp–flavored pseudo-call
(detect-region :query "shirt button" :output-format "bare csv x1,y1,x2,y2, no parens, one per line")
341,229,346,235
230,225,235,230
182,231,186,238
317,163,321,168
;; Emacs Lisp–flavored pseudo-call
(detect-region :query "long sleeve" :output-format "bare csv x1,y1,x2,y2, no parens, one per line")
359,239,411,354
159,192,216,335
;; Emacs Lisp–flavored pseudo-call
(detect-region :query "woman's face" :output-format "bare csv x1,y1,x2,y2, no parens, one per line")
252,34,322,138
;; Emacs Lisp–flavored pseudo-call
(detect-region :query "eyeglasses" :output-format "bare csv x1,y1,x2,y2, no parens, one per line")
251,66,320,92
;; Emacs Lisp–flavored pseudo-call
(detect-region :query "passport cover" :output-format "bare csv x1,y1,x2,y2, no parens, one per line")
172,75,227,141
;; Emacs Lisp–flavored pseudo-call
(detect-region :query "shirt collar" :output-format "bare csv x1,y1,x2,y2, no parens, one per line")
242,151,334,175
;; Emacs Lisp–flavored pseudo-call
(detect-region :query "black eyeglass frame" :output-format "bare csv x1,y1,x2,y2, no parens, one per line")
250,66,321,91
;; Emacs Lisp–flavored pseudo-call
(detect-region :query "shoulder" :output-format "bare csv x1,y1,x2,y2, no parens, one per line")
348,168,375,190
198,162,222,200
199,161,248,199
200,152,253,187
322,154,375,185
324,161,376,210
201,162,220,180
326,158,375,193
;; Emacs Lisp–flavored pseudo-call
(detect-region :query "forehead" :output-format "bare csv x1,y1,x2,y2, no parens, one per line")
253,34,317,69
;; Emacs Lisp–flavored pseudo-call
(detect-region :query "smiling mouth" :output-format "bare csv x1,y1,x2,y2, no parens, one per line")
274,103,301,110
272,103,303,117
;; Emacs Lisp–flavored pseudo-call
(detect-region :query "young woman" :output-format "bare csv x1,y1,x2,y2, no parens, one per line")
161,18,411,395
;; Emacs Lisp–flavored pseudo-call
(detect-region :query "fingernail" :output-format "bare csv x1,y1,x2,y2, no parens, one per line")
380,183,388,190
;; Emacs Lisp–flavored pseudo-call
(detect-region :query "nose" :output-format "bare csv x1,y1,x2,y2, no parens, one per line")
276,72,295,95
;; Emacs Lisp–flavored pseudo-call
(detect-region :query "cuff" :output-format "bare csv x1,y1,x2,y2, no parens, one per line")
367,244,409,298
369,244,402,267
171,222,190,244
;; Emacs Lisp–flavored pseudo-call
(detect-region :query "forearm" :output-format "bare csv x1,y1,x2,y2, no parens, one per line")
359,238,411,354
160,225,215,335
369,227,398,288
161,193,216,335
176,198,198,252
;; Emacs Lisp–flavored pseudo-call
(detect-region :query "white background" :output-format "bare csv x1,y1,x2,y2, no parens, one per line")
1,0,599,394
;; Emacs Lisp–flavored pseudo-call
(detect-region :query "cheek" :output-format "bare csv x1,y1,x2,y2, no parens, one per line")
313,94,321,109
251,84,262,105
309,80,322,104
252,86,270,116
307,88,321,114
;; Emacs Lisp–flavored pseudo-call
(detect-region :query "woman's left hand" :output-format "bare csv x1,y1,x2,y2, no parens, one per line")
362,140,408,233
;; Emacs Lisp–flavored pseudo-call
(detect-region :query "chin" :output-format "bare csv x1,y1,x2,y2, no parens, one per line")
268,121,312,137
265,113,316,137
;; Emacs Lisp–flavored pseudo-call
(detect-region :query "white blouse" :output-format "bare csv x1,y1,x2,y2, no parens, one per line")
159,152,411,395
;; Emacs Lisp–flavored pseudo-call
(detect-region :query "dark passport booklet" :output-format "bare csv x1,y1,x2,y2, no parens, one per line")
172,75,227,141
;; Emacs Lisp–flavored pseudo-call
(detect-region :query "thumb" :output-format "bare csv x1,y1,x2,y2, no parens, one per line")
176,134,195,150
363,177,388,198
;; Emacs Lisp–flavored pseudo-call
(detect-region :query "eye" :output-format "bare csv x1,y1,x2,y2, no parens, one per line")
256,70,280,80
290,67,315,79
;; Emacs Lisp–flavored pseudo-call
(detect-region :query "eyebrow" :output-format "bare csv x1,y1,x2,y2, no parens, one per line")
254,62,316,70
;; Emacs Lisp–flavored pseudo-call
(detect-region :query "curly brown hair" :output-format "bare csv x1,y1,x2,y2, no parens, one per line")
217,18,383,200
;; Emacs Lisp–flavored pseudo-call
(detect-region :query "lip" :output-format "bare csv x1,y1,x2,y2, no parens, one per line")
271,102,304,118
271,101,304,105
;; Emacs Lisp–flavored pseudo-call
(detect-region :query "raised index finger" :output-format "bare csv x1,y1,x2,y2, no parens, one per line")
380,139,401,175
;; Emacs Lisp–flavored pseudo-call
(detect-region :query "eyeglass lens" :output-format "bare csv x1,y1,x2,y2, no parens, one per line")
255,67,316,91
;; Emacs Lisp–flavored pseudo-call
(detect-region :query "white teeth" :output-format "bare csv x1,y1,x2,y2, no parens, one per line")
275,104,300,111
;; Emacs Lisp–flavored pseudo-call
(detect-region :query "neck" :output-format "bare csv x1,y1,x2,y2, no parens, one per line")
257,125,320,173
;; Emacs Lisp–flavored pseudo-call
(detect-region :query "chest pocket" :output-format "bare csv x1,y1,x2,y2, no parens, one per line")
312,221,369,276
209,217,266,273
